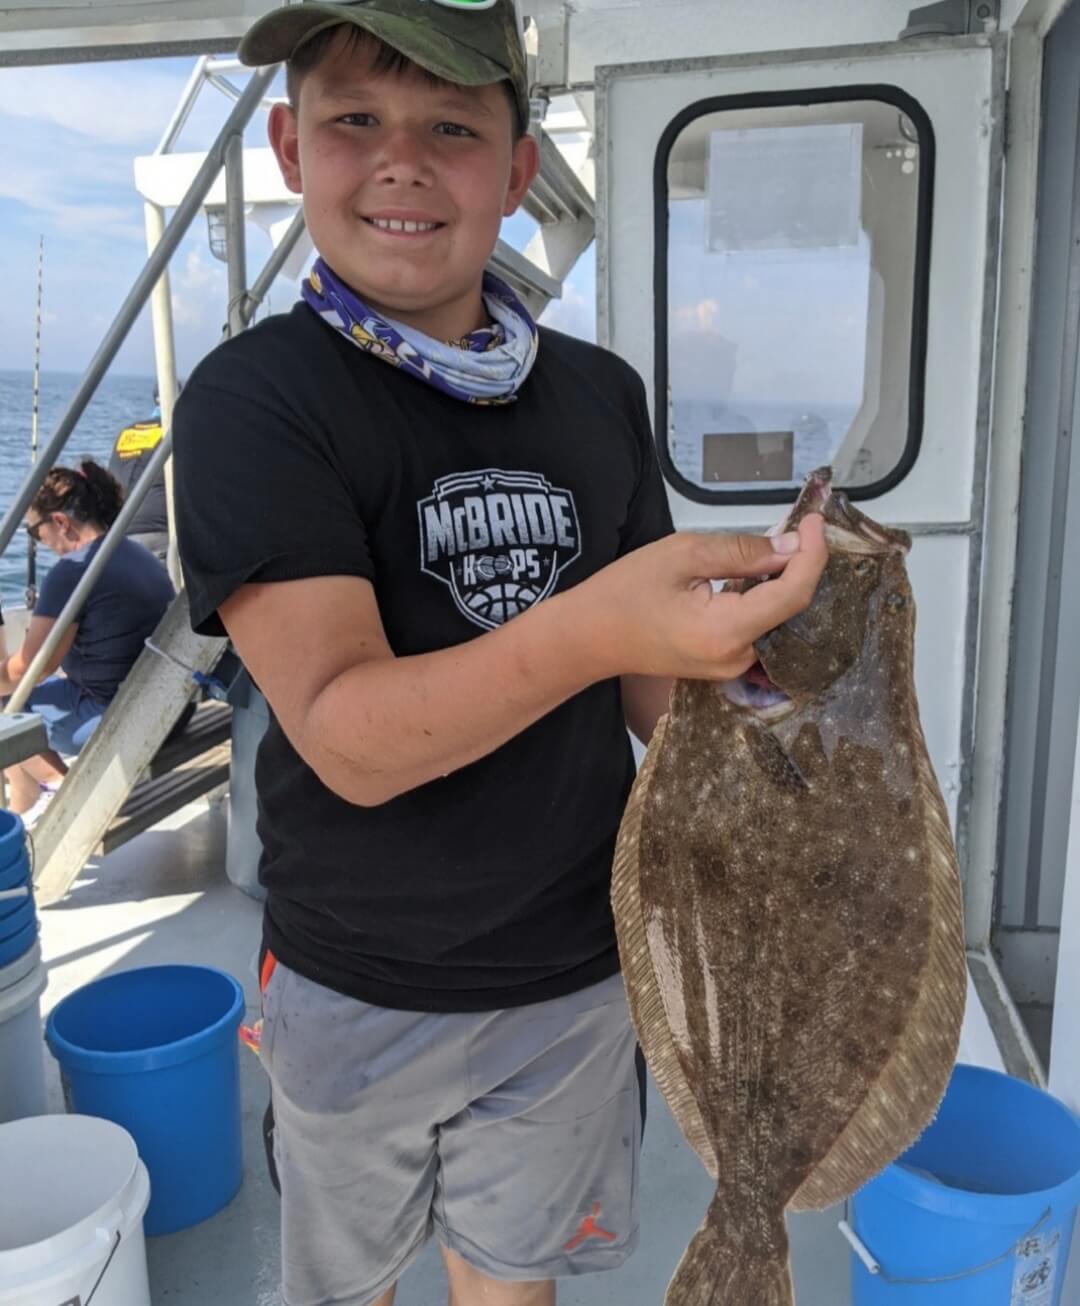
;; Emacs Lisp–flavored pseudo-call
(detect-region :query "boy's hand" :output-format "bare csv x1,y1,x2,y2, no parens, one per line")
576,513,828,681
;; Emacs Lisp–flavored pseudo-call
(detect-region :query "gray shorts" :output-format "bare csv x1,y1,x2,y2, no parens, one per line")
260,961,642,1306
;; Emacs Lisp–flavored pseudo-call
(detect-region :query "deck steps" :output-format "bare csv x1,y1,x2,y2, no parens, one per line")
145,701,232,780
99,700,235,854
102,742,232,855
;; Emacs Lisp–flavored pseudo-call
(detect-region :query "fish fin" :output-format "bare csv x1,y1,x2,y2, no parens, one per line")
612,710,719,1180
665,1196,794,1306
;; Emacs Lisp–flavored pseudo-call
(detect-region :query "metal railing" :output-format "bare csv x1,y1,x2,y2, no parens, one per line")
0,64,277,563
0,61,307,716
2,205,307,717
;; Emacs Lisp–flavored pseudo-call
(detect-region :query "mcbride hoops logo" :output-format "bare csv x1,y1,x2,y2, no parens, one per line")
418,469,581,629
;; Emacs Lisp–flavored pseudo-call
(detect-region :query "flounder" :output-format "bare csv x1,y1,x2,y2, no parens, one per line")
612,469,966,1305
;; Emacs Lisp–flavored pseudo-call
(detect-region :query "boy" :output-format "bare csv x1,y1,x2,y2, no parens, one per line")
173,3,827,1304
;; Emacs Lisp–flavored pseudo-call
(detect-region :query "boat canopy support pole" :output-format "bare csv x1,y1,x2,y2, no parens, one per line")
155,54,211,155
245,208,308,322
224,129,248,339
144,200,183,592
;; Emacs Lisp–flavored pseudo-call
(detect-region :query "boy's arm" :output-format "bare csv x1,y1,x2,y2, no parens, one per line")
621,675,674,747
219,519,826,807
221,573,600,806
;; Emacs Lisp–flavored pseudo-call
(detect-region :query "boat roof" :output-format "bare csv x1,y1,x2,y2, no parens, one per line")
0,0,1067,69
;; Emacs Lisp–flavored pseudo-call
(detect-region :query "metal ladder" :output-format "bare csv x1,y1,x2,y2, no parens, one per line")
29,595,229,904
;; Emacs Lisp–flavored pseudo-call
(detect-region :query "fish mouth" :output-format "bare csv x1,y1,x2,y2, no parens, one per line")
719,660,794,720
783,466,911,556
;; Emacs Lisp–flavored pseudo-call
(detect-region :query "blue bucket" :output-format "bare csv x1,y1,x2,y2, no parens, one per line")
0,811,27,878
45,965,245,1236
0,893,34,940
0,813,30,891
0,879,31,925
849,1064,1080,1304
0,899,36,971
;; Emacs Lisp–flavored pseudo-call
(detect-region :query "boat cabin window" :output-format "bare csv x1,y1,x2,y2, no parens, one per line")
657,90,932,503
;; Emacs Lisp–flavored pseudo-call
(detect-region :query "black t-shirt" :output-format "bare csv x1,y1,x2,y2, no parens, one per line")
174,302,673,1012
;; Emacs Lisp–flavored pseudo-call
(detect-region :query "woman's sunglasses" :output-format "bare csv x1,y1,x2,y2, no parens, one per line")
25,517,51,543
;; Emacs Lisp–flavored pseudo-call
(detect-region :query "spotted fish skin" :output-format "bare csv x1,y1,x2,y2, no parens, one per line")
611,470,966,1306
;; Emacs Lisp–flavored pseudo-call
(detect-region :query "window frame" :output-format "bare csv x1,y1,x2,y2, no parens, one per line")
652,83,936,505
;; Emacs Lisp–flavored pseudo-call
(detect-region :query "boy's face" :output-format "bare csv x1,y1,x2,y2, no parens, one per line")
269,29,539,341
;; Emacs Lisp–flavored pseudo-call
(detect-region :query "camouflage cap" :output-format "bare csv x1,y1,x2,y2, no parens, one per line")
240,0,529,131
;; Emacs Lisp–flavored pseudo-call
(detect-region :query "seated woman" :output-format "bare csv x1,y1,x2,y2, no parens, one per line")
0,460,174,820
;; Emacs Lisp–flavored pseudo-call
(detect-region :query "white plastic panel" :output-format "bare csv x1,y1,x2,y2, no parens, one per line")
907,535,969,829
599,36,1004,530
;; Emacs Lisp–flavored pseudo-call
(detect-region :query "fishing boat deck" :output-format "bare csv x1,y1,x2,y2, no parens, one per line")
33,795,1078,1306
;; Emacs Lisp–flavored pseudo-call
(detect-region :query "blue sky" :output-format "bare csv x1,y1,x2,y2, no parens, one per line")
0,57,596,378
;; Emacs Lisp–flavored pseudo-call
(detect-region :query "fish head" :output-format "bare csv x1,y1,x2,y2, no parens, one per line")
726,469,912,716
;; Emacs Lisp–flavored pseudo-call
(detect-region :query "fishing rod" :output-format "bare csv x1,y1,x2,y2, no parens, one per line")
25,235,43,611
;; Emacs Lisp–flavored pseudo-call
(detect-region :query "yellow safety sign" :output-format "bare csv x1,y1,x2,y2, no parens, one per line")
114,421,164,458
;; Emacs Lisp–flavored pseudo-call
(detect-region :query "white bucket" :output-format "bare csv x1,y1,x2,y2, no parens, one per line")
0,940,47,1125
0,1114,151,1306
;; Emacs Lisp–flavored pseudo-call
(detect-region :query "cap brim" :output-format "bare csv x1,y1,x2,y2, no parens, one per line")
239,4,507,89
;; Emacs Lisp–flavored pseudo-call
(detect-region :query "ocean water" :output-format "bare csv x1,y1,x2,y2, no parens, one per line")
0,369,155,611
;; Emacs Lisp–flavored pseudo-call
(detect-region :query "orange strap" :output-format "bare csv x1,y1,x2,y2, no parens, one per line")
260,949,278,993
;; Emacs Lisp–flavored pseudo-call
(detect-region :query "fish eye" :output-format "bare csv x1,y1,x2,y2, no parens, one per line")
854,559,874,575
885,592,907,609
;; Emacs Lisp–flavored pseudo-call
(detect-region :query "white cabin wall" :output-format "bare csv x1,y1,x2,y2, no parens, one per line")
522,0,982,82
599,35,1004,913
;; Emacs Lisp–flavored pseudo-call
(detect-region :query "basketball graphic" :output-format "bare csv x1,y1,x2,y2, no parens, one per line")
466,582,543,625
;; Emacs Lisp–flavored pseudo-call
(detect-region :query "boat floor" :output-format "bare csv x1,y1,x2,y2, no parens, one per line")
32,796,1076,1306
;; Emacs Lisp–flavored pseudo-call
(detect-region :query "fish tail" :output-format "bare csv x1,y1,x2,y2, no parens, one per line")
665,1195,794,1306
